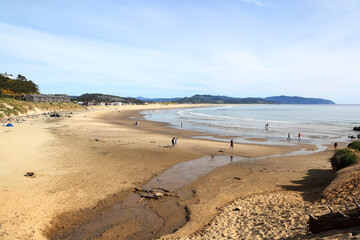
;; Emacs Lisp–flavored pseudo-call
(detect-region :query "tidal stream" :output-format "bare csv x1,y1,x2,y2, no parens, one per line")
52,145,326,240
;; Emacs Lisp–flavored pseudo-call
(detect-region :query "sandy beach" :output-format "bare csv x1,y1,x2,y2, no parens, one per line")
0,104,355,239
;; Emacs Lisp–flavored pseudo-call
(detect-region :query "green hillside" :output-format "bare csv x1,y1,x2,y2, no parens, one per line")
73,93,144,104
176,95,272,104
265,96,335,104
138,94,335,104
0,74,39,96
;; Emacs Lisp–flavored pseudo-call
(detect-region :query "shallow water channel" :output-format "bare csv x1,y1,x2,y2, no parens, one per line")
52,146,325,240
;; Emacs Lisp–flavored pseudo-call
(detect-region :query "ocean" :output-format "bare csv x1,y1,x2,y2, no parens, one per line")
142,104,360,146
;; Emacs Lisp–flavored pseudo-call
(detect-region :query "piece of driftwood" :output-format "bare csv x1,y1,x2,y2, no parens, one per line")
139,194,158,200
307,199,360,233
134,187,179,202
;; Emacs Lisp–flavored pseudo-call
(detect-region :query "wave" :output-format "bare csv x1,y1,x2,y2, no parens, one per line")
177,107,205,116
188,112,236,120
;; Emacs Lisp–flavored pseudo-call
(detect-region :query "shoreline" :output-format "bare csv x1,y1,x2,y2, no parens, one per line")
0,104,341,239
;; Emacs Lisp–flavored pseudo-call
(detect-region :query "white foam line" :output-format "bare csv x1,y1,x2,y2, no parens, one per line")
255,143,328,160
189,112,236,120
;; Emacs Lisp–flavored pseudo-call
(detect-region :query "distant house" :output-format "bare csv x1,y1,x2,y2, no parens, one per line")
110,102,123,106
25,94,70,103
0,72,14,79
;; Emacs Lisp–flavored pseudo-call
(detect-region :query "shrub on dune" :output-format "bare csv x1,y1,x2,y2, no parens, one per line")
348,141,360,151
330,148,358,171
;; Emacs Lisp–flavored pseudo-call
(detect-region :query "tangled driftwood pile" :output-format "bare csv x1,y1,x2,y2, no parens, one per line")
306,198,360,233
134,187,179,203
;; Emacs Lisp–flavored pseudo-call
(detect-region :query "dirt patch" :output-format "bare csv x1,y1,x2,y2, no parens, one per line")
322,163,360,201
44,191,130,239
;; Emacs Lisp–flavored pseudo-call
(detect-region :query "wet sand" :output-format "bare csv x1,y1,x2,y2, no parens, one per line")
0,104,343,239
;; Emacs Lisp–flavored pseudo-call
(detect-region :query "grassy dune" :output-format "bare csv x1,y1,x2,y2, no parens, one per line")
0,97,84,119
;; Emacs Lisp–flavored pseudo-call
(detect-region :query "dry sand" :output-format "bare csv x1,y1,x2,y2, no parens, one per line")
0,104,355,239
176,191,360,240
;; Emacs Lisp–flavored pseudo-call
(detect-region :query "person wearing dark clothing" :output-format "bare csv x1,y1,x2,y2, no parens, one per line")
230,139,234,149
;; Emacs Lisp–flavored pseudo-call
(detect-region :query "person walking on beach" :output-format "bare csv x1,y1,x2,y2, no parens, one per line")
287,132,291,141
175,138,178,146
265,123,269,131
180,122,183,128
171,137,175,147
298,132,301,142
334,142,338,149
230,139,234,149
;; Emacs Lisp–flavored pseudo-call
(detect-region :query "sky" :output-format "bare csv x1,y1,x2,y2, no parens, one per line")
0,0,360,103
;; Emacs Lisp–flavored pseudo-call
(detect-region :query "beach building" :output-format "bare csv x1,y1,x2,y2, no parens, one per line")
25,94,70,103
110,102,123,106
0,72,14,79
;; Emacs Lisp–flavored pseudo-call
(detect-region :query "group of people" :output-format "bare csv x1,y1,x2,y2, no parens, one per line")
266,123,301,141
265,123,303,142
287,132,301,142
171,137,178,147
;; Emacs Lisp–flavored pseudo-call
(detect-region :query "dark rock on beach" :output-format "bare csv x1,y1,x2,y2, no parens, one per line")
354,126,360,131
50,113,60,117
24,172,34,177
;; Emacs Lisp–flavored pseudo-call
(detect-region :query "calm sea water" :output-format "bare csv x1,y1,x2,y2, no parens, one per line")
142,105,360,145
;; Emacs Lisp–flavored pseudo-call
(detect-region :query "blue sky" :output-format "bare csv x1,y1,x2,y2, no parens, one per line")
0,0,359,103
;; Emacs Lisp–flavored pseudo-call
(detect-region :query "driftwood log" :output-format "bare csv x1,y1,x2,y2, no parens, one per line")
134,187,179,203
307,199,360,233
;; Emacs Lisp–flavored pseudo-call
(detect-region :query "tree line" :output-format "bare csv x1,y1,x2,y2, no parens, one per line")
0,74,39,96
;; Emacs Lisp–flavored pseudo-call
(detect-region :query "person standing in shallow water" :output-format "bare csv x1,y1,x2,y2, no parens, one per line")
334,142,338,149
230,139,234,149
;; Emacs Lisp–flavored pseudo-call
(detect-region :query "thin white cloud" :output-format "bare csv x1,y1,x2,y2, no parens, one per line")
242,0,264,7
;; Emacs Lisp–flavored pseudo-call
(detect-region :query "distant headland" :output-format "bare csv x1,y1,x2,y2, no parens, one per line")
136,94,335,105
1,72,335,105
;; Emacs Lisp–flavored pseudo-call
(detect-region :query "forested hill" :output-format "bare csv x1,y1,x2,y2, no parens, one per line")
0,74,39,96
72,93,144,104
176,95,272,104
136,94,335,104
136,96,182,102
264,96,335,104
